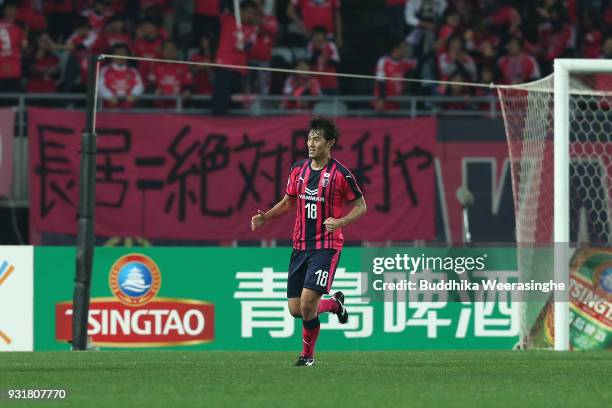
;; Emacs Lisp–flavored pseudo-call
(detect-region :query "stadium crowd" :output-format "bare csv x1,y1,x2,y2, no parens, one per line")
0,0,611,113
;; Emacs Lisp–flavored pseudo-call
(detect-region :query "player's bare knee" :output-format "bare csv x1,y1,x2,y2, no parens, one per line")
300,302,317,320
288,299,302,318
289,306,302,318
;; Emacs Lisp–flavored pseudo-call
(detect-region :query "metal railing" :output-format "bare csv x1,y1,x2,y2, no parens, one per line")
0,91,501,122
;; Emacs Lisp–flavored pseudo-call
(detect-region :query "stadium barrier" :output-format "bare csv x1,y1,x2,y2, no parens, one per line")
2,246,609,352
6,246,520,351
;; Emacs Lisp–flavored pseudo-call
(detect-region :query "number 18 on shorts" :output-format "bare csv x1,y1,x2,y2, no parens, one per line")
287,249,341,297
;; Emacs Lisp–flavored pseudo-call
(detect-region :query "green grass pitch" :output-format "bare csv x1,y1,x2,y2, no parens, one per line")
0,351,610,407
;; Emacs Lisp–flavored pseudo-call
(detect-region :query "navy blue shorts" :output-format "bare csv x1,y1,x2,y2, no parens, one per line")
287,249,341,298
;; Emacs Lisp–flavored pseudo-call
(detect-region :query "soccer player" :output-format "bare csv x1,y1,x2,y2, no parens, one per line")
251,117,367,366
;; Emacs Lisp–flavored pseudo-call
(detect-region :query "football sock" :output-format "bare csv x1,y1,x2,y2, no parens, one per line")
301,316,320,358
317,298,340,314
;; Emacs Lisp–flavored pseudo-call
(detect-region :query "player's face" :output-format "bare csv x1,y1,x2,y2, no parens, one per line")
307,130,332,159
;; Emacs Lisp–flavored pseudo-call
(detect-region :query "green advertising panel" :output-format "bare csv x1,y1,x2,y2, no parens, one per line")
34,247,520,351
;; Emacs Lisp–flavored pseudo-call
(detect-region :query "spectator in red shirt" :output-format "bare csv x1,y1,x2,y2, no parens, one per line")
469,32,499,68
437,34,477,82
191,35,214,96
540,9,572,73
133,18,165,85
373,38,416,112
247,0,278,95
212,1,258,115
484,2,521,38
0,2,27,91
193,0,221,50
92,14,131,54
149,39,193,108
24,31,60,93
578,11,602,59
498,37,541,85
282,59,322,110
437,8,460,55
81,0,111,33
66,16,98,51
99,43,144,109
307,26,339,95
16,0,46,32
287,0,342,48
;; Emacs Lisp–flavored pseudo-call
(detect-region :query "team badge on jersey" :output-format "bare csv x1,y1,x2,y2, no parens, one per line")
322,172,330,187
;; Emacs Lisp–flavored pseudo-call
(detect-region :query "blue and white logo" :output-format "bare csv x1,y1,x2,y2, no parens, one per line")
599,267,612,293
117,262,153,298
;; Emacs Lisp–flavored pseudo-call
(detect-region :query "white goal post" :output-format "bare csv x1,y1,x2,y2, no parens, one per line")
554,59,612,351
498,59,612,351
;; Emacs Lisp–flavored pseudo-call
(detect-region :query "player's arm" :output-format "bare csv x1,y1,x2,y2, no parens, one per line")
251,194,297,231
324,196,367,232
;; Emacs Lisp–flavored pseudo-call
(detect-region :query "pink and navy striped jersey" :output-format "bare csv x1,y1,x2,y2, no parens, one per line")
286,158,363,250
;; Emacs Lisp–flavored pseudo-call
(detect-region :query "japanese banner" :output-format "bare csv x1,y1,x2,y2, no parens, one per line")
28,108,437,241
0,108,15,197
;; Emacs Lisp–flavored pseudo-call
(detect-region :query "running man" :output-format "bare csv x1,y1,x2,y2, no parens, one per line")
251,117,367,366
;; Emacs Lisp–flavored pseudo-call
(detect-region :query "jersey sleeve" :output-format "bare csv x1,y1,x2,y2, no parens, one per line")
339,170,363,201
98,67,114,99
131,69,144,96
285,163,300,197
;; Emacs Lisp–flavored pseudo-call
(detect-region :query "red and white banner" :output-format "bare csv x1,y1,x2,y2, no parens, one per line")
28,108,437,241
0,108,15,197
56,299,215,347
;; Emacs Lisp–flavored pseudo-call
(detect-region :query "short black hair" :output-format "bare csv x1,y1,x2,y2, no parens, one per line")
309,117,339,144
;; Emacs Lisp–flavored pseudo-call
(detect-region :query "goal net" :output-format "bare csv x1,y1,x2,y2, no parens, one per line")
498,60,612,350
